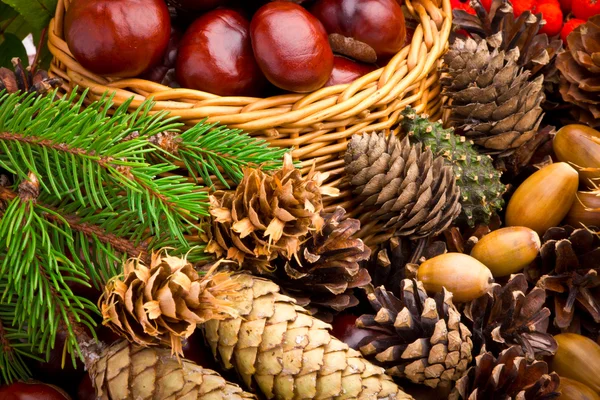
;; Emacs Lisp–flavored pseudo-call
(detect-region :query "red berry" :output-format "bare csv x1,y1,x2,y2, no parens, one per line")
561,18,586,43
536,3,564,36
0,381,71,400
572,0,600,20
451,0,476,14
512,0,536,16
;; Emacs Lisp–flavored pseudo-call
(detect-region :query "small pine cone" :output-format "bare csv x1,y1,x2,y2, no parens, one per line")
0,58,62,95
464,274,557,360
356,280,473,389
100,252,241,355
90,340,255,399
203,273,414,399
450,346,560,400
207,153,338,272
528,226,600,331
556,16,600,127
344,132,461,240
267,207,372,322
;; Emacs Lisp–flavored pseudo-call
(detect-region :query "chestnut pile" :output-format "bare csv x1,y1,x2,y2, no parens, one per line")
64,0,407,96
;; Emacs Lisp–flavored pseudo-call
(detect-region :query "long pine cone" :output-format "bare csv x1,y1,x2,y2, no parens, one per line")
203,273,414,399
344,132,461,242
90,340,255,399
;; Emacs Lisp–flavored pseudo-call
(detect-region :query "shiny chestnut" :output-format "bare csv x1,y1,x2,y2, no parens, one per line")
176,9,267,96
324,55,377,87
251,2,334,92
64,0,171,78
311,0,406,62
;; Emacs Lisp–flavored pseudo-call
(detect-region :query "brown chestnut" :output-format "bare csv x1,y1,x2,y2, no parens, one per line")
310,0,406,62
251,2,334,93
168,0,230,12
176,9,267,96
324,55,376,87
64,0,171,78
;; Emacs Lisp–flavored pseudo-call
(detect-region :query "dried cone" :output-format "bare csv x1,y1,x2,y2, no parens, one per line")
532,226,600,331
442,36,545,156
89,340,255,399
449,346,560,400
206,153,337,271
464,274,557,360
344,132,461,242
267,207,372,322
0,57,62,94
356,281,473,389
203,273,414,399
556,16,600,128
100,253,241,356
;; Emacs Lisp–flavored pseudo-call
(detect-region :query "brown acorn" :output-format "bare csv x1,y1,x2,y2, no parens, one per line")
554,125,600,187
558,377,600,400
566,191,600,228
506,162,579,234
470,227,541,277
552,333,600,394
417,253,494,302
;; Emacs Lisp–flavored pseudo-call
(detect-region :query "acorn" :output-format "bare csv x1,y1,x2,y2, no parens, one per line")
470,227,541,277
565,191,600,228
552,333,600,394
416,253,494,302
505,162,579,235
554,124,600,187
558,377,600,400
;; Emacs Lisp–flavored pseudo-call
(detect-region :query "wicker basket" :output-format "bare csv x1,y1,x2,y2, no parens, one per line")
47,0,451,244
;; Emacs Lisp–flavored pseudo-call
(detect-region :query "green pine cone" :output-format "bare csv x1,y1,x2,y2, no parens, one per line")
401,107,506,226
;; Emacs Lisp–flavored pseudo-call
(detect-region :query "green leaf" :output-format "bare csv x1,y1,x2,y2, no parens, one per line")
0,33,27,69
1,0,57,31
0,3,18,21
0,10,32,47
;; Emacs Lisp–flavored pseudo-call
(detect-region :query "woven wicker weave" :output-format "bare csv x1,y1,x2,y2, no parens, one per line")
48,0,451,241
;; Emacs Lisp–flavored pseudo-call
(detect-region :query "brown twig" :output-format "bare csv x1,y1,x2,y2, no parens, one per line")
30,27,47,74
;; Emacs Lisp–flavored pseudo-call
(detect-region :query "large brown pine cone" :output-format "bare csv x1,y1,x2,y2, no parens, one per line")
356,280,473,388
527,226,600,332
464,274,557,360
442,37,545,155
266,206,372,322
344,132,461,242
90,340,255,399
0,58,61,94
556,16,600,127
450,346,560,400
100,253,241,355
206,153,337,272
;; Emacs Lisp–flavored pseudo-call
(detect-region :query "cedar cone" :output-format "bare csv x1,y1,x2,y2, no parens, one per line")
464,274,557,360
528,226,600,331
449,346,560,400
442,37,545,156
0,58,62,94
90,340,255,399
267,206,372,322
206,153,338,272
356,280,473,388
100,253,241,356
556,16,600,128
344,132,461,241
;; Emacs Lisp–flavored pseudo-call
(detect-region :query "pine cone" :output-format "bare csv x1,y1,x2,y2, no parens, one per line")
203,273,414,399
450,346,560,400
101,253,241,355
464,274,557,360
0,58,62,95
90,340,255,399
206,153,338,272
531,226,600,331
266,206,372,322
401,107,506,226
556,16,600,128
344,132,461,240
442,37,545,155
356,280,473,388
